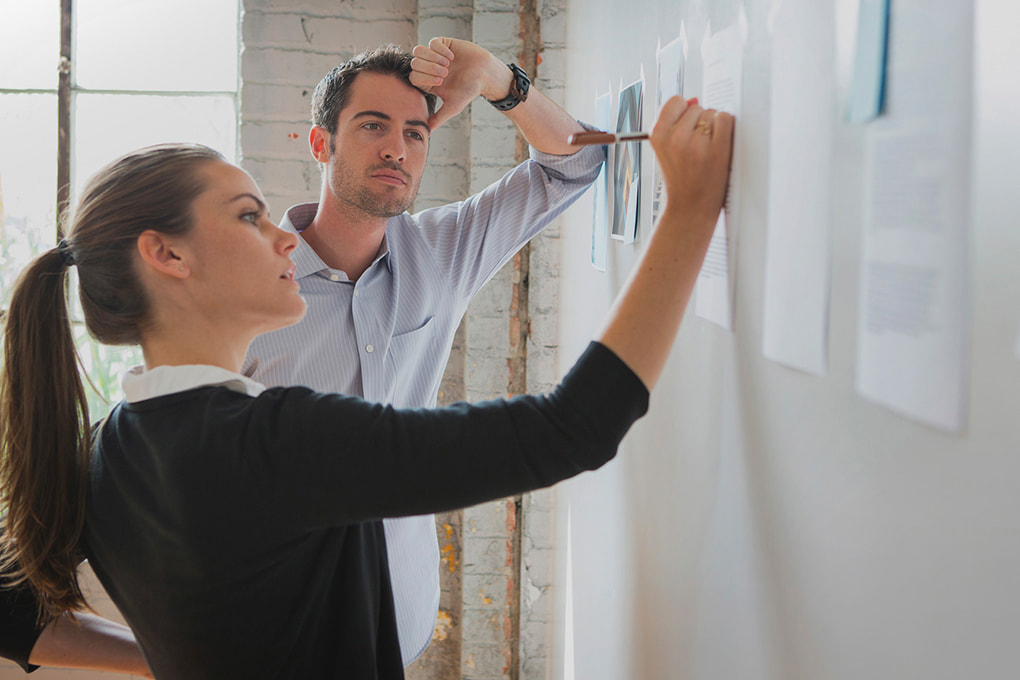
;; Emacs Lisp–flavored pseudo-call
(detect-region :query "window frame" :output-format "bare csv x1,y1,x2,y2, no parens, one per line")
0,0,240,407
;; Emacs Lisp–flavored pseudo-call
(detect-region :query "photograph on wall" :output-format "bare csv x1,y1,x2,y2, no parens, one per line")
651,30,687,226
591,88,613,270
611,75,643,244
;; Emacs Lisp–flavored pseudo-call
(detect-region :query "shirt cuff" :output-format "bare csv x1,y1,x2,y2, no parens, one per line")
529,120,607,176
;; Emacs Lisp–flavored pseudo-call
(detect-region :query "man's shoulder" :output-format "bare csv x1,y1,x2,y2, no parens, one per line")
386,210,445,247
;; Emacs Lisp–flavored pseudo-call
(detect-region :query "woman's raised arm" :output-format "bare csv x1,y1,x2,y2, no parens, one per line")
597,96,734,390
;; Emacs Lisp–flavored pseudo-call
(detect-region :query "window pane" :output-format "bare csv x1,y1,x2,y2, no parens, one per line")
0,94,58,306
0,0,59,89
76,0,238,92
73,93,237,195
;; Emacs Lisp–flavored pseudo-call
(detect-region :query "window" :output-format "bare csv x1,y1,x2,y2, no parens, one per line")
1,0,239,415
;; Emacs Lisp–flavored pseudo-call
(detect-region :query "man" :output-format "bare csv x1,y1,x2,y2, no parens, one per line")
244,37,604,664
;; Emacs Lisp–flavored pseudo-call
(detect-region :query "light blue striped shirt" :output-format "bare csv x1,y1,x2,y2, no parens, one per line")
244,141,604,664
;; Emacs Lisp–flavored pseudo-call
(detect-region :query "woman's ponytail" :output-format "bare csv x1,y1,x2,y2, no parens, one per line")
1,244,92,619
0,143,224,621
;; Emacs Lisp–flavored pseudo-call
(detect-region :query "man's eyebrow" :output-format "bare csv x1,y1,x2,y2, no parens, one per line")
352,110,430,133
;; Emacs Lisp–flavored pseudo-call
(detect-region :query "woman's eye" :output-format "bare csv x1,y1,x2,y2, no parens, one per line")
241,212,259,225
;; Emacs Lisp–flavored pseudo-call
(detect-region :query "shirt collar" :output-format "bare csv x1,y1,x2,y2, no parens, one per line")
122,364,266,403
279,202,393,279
278,203,331,279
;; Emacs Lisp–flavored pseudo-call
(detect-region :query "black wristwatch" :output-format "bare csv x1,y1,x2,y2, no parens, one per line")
488,63,530,112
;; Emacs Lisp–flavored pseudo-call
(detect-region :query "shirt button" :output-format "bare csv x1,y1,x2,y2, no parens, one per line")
366,344,374,353
354,290,359,297
330,274,340,282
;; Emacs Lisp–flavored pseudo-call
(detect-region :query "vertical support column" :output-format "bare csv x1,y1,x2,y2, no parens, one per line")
56,0,72,237
411,4,475,677
506,6,542,679
518,1,569,677
460,2,522,676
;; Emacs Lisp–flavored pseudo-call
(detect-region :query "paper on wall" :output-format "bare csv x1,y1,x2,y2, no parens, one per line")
855,0,974,432
695,12,746,330
651,28,687,227
761,0,834,376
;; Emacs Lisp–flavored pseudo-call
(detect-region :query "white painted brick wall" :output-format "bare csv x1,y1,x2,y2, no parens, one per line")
415,2,472,214
240,0,417,212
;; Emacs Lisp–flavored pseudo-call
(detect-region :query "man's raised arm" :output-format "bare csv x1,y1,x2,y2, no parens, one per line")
410,37,584,155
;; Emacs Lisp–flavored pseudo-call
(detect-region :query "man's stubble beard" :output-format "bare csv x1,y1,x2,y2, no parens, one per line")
330,154,419,219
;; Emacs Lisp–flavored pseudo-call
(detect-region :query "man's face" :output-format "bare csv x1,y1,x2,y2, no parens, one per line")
325,71,430,219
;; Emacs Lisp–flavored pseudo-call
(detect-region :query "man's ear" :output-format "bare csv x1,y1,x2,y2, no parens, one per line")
309,126,332,163
137,230,189,279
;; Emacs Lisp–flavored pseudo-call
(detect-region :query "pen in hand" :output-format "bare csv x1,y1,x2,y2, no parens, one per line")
567,131,650,146
569,96,702,146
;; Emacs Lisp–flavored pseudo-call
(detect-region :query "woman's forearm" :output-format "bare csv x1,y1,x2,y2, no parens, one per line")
29,611,153,678
597,97,734,390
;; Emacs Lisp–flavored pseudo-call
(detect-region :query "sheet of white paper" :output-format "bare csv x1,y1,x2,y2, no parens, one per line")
701,15,745,223
651,30,687,227
761,0,834,376
856,0,974,432
695,14,746,330
591,90,612,271
695,211,732,330
1016,326,1020,361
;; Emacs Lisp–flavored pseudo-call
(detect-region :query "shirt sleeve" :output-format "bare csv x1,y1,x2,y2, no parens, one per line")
249,341,648,527
410,123,606,301
0,582,43,673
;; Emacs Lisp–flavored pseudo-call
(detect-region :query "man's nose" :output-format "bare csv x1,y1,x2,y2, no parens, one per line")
381,132,406,163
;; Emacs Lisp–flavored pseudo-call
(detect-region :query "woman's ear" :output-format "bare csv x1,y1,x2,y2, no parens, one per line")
136,230,189,279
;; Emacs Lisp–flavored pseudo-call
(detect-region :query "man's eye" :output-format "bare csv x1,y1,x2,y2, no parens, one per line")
407,130,425,141
363,122,382,130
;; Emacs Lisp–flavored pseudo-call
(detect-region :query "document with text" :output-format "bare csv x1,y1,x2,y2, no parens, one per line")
856,0,974,432
695,13,746,331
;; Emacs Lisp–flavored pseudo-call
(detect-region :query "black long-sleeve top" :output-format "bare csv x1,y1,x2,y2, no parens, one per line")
0,580,41,673
80,341,648,679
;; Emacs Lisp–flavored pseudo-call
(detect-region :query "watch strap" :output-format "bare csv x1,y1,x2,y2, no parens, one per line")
488,63,530,112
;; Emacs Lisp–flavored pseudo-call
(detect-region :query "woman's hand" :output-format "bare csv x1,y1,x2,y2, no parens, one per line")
650,95,734,225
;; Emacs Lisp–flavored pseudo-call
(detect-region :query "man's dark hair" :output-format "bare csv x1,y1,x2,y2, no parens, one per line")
311,44,438,141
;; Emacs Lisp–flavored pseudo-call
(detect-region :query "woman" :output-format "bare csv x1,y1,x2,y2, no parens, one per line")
0,96,732,678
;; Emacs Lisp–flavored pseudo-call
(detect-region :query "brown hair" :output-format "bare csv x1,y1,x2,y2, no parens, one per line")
311,44,438,147
0,143,223,619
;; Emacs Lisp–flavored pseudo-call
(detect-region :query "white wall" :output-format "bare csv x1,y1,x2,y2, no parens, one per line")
552,1,1020,678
